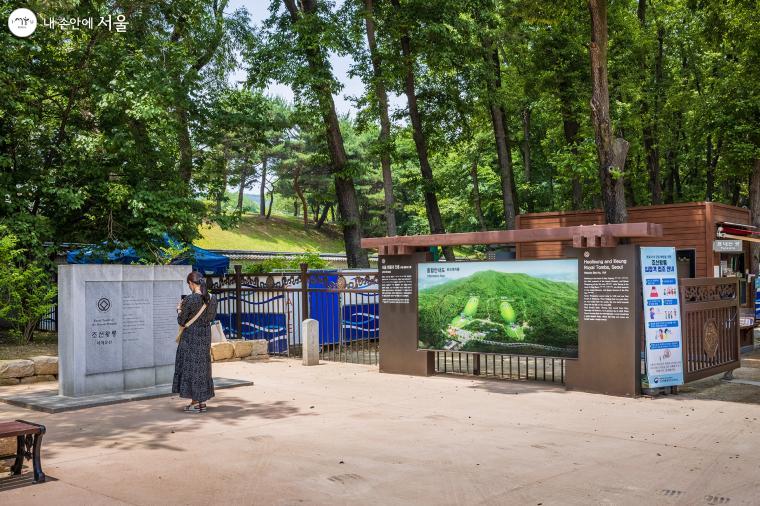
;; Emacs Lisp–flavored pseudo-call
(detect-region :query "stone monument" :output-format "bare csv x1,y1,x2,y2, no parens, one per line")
58,264,191,397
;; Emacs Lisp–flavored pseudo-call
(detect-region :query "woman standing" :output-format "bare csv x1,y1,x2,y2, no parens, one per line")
173,271,218,413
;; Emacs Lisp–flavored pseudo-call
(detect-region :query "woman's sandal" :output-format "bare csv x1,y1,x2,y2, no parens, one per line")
183,403,207,413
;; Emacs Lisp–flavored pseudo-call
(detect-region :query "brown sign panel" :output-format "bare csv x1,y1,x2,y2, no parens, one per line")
565,245,642,397
378,253,434,375
713,239,743,253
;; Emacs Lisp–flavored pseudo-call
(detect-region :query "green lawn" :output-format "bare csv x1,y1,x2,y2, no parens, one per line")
196,214,346,253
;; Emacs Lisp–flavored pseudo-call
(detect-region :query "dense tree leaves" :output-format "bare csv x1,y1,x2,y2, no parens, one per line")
3,0,760,266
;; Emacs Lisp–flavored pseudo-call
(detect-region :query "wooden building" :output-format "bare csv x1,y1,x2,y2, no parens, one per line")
516,201,750,279
516,201,756,350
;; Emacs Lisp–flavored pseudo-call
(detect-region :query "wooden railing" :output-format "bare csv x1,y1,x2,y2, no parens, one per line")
679,278,740,383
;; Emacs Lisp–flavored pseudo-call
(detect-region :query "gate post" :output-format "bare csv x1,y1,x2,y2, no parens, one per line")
234,264,242,339
300,263,309,322
303,319,319,366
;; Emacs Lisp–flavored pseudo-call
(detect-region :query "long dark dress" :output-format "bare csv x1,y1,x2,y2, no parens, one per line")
172,293,217,402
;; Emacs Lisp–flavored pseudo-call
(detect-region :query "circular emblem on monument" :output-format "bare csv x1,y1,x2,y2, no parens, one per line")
97,297,111,312
265,275,275,288
584,251,590,258
703,319,719,359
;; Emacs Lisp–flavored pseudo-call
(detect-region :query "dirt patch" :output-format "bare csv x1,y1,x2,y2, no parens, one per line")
0,332,57,360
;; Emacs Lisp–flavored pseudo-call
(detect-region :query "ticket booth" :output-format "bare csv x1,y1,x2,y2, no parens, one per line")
516,202,757,351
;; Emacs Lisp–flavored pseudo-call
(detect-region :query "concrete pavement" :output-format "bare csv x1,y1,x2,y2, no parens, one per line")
1,358,759,505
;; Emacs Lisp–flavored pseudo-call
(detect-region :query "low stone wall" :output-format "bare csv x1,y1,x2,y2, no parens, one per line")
211,339,268,363
0,341,267,388
0,356,58,386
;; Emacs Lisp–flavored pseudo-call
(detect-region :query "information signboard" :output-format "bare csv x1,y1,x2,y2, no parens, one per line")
640,247,684,388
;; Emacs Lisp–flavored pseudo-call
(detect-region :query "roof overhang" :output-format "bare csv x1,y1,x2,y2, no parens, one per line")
361,222,664,256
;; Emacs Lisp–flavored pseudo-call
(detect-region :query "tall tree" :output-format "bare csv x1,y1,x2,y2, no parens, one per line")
271,0,369,267
588,0,629,224
161,0,231,183
363,0,398,236
637,0,664,204
482,38,518,229
389,0,454,260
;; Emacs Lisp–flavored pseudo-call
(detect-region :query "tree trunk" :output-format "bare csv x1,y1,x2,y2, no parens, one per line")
266,189,274,219
215,154,227,214
470,155,487,232
237,164,248,213
391,0,453,260
731,178,741,206
674,154,682,200
330,205,335,222
750,159,760,275
560,84,583,210
316,203,330,228
705,135,722,201
521,108,532,179
364,0,397,236
482,42,518,230
165,1,227,185
521,107,533,212
294,200,299,217
284,0,368,267
638,0,663,205
643,125,661,204
588,0,629,224
176,103,193,183
293,167,308,229
664,148,675,204
259,156,267,216
625,156,637,207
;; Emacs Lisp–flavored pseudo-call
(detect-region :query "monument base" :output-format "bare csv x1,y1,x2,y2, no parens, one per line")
0,377,253,413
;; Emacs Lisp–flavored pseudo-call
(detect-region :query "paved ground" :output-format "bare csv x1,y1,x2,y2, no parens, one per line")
1,358,760,505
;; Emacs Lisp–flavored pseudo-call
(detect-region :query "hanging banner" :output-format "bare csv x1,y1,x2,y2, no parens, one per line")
640,247,684,388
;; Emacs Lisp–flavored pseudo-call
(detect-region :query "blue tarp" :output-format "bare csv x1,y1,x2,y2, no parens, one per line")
66,236,229,276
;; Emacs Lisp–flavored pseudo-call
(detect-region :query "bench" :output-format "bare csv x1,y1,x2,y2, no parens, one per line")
0,420,46,483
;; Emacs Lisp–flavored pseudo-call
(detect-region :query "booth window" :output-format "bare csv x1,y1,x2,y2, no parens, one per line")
676,249,695,278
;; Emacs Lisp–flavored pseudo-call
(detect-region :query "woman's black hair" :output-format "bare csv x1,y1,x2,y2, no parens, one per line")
187,271,210,304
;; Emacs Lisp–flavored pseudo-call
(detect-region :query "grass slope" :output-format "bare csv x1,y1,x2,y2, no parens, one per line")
418,270,578,351
196,214,345,253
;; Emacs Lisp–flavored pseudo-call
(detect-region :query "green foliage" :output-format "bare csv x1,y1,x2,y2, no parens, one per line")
242,249,331,274
0,228,58,344
4,0,760,266
140,244,192,266
0,1,252,257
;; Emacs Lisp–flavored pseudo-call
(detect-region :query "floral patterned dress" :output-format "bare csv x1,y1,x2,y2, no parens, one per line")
172,293,217,402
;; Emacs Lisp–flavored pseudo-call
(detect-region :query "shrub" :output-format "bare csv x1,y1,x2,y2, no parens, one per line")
241,249,331,274
0,228,58,344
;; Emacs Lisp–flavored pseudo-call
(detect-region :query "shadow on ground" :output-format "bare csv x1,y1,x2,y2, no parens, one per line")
27,394,316,461
432,373,568,396
0,472,57,492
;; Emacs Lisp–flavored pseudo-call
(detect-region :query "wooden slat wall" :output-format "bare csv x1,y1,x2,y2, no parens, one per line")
516,202,749,278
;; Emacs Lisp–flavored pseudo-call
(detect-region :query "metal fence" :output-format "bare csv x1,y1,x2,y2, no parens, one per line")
205,265,380,365
435,351,566,384
679,277,740,383
36,303,57,332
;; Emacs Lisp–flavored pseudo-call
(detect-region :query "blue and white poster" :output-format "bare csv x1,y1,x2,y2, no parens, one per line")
640,247,684,388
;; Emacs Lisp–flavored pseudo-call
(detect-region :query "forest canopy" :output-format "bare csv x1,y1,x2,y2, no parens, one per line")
2,0,760,268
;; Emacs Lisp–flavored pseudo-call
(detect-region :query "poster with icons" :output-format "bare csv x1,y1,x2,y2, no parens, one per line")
641,247,684,388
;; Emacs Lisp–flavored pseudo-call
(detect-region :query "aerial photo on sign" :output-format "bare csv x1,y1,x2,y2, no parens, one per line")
417,260,579,356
